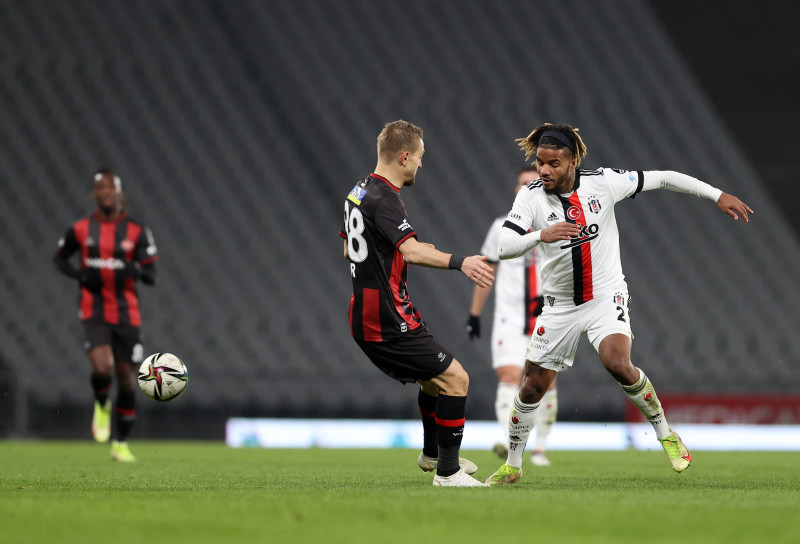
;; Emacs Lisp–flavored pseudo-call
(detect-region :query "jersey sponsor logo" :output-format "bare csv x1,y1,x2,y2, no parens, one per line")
347,184,367,205
397,219,412,231
546,212,559,222
566,206,581,220
546,296,555,307
559,223,599,249
509,212,522,221
85,236,96,247
587,195,602,214
84,256,125,270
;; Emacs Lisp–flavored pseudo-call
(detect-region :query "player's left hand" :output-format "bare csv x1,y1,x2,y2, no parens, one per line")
717,193,753,222
465,314,481,340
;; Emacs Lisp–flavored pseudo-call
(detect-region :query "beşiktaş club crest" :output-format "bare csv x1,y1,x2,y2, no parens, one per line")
613,292,626,306
587,195,601,214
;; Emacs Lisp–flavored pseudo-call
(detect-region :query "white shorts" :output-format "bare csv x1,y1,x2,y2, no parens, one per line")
490,327,530,370
525,290,632,372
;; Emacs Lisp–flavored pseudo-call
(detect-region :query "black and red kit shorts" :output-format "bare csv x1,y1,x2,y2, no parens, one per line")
354,325,454,384
82,318,144,364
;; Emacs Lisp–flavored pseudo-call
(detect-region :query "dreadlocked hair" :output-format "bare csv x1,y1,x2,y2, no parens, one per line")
516,123,587,166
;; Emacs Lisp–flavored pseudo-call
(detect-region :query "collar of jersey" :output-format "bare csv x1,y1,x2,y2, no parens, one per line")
93,210,127,223
369,173,400,192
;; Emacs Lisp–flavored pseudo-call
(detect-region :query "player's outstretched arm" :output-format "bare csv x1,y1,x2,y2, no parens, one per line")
399,238,494,287
717,192,753,222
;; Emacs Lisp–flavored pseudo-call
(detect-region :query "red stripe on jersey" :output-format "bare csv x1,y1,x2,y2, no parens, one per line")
361,288,383,341
524,260,539,335
124,223,142,326
348,294,355,336
568,192,594,303
99,222,120,324
73,219,94,319
389,249,421,331
435,417,466,427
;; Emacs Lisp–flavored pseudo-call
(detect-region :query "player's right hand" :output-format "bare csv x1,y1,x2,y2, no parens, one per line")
466,315,481,340
541,221,581,242
461,255,494,288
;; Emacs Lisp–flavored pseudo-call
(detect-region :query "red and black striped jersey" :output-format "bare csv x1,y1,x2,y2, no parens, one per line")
339,173,422,341
56,211,158,326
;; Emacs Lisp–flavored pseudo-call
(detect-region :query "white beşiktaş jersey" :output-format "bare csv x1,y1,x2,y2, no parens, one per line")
502,168,643,306
480,217,540,335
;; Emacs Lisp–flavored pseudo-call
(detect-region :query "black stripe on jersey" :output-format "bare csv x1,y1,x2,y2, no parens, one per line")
88,218,104,320
630,171,644,199
503,221,527,235
579,168,603,176
524,180,543,190
557,194,585,306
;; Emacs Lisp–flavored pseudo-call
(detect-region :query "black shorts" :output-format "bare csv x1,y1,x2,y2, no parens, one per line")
354,325,454,384
82,318,144,364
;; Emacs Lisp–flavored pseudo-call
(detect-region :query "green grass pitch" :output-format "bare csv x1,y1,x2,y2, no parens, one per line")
2,441,798,543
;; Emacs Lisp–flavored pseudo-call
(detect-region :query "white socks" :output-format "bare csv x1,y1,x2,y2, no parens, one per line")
621,367,672,440
495,382,519,433
533,388,557,452
506,394,539,468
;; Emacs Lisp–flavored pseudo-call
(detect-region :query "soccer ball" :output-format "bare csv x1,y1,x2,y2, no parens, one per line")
138,352,189,402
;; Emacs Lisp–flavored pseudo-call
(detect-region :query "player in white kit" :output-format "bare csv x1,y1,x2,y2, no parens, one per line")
466,167,557,466
487,123,753,484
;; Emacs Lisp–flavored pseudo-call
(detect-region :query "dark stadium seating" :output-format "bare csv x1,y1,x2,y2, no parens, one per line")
1,0,798,438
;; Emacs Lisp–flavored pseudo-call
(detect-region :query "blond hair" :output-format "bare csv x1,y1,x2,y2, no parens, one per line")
516,123,587,166
377,120,423,160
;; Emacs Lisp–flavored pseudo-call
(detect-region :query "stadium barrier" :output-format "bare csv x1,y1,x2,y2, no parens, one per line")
226,418,800,451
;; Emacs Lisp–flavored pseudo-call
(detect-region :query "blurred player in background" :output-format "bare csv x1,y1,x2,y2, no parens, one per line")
341,120,495,487
466,166,557,466
487,123,753,484
54,168,158,462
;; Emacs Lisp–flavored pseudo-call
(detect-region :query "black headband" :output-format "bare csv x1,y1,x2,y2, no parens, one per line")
540,130,576,154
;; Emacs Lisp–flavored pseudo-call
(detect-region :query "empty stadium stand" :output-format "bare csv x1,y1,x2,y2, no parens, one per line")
0,0,797,438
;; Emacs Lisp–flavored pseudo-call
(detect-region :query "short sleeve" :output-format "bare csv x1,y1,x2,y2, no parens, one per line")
603,168,644,202
375,194,417,248
502,186,536,234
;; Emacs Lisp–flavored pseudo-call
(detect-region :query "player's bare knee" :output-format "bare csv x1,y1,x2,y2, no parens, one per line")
519,380,545,404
